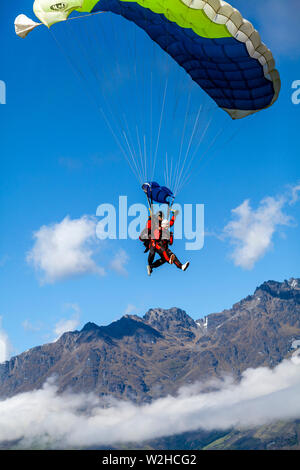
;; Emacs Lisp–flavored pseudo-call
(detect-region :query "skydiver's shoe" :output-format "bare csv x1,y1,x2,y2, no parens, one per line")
147,265,152,276
169,254,175,264
182,262,190,271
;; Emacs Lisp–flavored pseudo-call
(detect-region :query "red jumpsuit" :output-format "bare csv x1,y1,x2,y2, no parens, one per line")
147,215,183,270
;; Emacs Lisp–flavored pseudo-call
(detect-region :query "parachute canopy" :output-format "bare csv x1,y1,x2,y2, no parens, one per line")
142,182,174,205
29,0,280,119
14,14,41,38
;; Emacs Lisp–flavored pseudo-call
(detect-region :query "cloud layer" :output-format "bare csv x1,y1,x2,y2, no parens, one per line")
110,249,129,276
223,183,300,270
53,314,80,341
0,318,13,364
26,216,104,283
1,355,300,449
224,196,292,270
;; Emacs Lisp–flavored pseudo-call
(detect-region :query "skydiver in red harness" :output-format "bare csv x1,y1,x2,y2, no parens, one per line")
141,210,190,276
139,213,152,253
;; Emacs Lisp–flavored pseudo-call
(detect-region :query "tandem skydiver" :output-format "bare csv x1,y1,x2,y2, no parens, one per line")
139,209,190,276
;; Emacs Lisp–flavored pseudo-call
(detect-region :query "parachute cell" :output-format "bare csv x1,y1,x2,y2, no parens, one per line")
31,0,280,119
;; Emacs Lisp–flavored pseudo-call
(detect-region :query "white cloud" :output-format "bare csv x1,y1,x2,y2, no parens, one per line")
124,304,137,315
22,319,43,333
223,195,293,270
58,157,82,170
0,317,13,363
0,255,9,268
290,184,300,206
27,216,105,284
1,356,300,448
53,317,80,341
110,249,129,276
53,304,81,341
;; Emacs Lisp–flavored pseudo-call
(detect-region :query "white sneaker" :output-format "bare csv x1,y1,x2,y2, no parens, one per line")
147,265,152,276
182,262,190,271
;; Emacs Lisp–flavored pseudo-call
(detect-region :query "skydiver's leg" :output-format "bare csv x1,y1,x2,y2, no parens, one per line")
147,243,156,275
153,243,175,266
139,230,150,253
165,248,183,269
151,257,166,269
153,243,190,272
147,245,156,266
150,244,189,272
155,244,182,268
143,241,150,253
164,248,190,271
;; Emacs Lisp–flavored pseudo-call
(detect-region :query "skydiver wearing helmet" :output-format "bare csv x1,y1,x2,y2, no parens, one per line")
143,210,190,276
139,210,166,253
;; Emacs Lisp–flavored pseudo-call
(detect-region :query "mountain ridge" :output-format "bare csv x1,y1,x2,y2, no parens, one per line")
0,278,299,404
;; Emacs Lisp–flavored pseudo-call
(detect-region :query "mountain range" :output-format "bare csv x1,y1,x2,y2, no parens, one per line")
0,277,300,449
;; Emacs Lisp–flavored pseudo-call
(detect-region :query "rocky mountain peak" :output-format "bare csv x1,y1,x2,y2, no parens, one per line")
287,278,300,289
80,315,162,341
81,322,99,332
255,278,300,302
143,307,197,339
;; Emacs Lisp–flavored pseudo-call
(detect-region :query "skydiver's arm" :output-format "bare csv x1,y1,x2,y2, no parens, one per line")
169,210,179,228
147,216,152,238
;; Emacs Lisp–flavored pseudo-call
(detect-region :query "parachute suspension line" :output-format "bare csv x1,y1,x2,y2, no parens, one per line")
170,156,174,193
177,114,214,193
132,25,144,181
106,12,123,84
135,126,146,183
172,87,192,196
68,18,129,157
81,18,126,134
100,109,142,184
122,114,145,184
50,25,141,184
180,103,223,188
173,103,203,196
150,70,153,181
180,116,250,192
122,130,144,185
176,116,218,195
65,11,105,23
164,151,174,194
151,78,168,182
160,0,175,189
132,2,152,183
106,10,144,182
83,13,142,182
177,124,226,194
165,152,169,190
80,15,146,184
93,16,137,146
173,99,215,196
143,134,148,183
149,21,160,183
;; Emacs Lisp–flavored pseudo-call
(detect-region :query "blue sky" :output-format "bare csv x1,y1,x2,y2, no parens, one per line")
1,1,300,357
